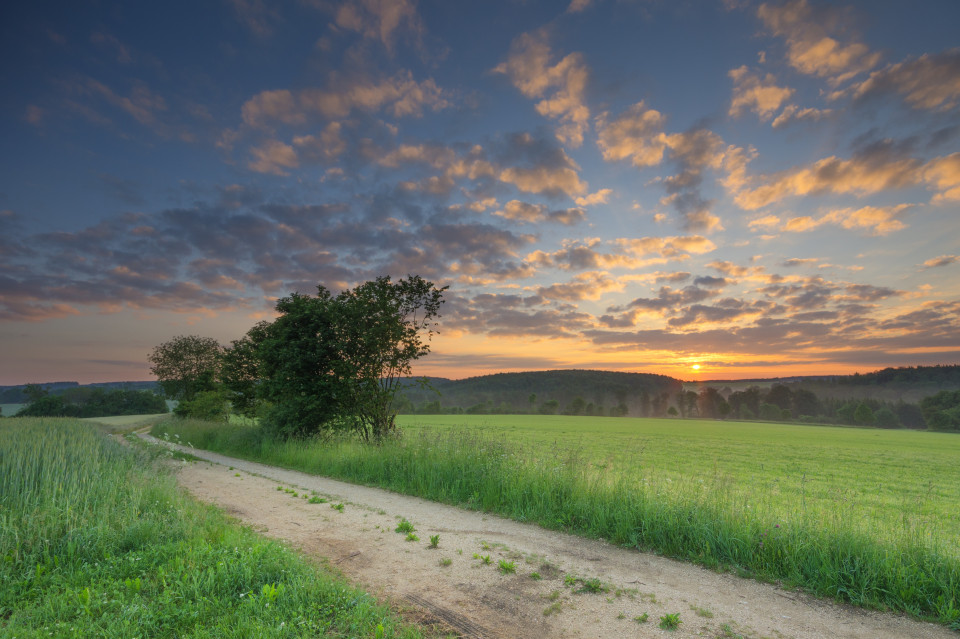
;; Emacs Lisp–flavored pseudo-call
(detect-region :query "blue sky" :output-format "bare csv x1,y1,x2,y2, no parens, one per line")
1,0,959,384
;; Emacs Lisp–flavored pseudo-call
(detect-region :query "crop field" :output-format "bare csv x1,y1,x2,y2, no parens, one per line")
397,415,960,553
0,403,24,416
0,418,422,638
155,414,960,626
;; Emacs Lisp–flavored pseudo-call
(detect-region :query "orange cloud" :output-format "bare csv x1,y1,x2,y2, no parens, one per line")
728,66,794,120
494,30,591,147
595,102,668,167
241,72,448,127
757,0,880,84
248,139,298,175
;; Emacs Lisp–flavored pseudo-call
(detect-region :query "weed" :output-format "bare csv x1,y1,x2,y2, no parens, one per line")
563,574,578,587
577,577,605,594
428,534,440,549
439,558,452,567
543,602,562,616
472,553,492,565
616,612,626,619
331,503,345,512
395,519,415,533
405,532,419,542
634,612,649,623
529,571,542,580
691,604,713,618
659,612,681,630
718,623,745,638
544,590,561,602
308,495,327,504
498,559,516,574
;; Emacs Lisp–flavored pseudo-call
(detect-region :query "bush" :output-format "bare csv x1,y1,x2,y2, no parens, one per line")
174,389,229,422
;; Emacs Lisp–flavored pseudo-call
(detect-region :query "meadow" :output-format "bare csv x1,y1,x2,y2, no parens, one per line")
154,414,960,628
0,418,423,638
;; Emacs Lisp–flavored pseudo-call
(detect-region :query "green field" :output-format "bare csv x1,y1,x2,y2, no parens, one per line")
397,415,960,553
0,403,24,416
154,414,960,627
0,418,423,638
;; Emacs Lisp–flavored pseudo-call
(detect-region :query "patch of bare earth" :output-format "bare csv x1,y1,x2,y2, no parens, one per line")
143,435,954,639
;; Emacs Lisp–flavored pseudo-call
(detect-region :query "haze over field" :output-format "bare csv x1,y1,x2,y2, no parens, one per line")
1,0,959,385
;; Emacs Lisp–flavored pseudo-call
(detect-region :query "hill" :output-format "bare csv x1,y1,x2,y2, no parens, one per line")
397,369,682,416
0,381,160,404
686,365,960,404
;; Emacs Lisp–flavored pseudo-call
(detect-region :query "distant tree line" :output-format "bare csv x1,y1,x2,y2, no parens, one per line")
148,275,446,442
13,384,167,418
395,377,960,432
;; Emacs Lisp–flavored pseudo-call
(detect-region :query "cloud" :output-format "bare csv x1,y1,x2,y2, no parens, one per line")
241,72,448,127
493,30,590,148
771,104,832,128
596,103,737,232
728,66,794,121
734,149,922,210
574,188,612,206
248,139,299,175
595,102,668,167
781,258,819,267
923,152,960,203
499,165,586,198
494,30,591,147
537,271,624,302
757,0,880,84
333,0,423,51
228,0,281,38
922,255,959,268
835,49,960,111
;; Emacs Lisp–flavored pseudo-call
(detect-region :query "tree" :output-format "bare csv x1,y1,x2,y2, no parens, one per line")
920,390,960,431
874,406,900,428
221,321,270,418
853,402,876,426
148,335,223,403
257,275,446,441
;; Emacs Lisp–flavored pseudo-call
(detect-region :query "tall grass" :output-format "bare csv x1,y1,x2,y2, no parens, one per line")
0,418,421,638
153,417,960,628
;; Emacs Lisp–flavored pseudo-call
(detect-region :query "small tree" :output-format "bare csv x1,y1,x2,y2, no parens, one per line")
148,335,223,403
854,402,876,426
257,275,446,441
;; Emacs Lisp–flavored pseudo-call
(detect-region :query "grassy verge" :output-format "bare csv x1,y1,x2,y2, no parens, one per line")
0,418,423,638
152,417,960,629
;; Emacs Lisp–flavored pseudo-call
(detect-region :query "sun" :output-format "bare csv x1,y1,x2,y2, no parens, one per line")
691,364,701,371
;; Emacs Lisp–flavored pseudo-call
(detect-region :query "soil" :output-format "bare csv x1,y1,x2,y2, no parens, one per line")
142,434,956,639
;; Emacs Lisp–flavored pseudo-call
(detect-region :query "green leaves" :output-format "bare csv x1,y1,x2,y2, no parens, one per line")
256,275,446,441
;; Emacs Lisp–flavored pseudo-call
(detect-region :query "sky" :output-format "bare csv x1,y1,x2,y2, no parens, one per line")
1,0,959,385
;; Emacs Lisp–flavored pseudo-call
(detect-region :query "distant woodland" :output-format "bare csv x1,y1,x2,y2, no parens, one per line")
395,365,960,430
3,365,959,430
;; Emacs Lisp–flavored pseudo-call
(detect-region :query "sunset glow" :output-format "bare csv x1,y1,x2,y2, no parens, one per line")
1,1,959,385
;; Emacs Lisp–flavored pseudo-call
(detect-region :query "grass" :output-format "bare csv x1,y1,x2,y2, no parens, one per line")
150,415,960,627
0,417,422,638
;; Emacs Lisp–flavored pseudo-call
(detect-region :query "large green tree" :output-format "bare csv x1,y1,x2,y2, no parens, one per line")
221,321,270,419
257,275,446,441
147,335,223,403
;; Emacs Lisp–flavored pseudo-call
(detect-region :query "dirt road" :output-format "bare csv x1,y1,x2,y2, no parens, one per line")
143,435,954,639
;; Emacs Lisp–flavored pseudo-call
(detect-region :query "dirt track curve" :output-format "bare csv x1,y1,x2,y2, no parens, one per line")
142,434,955,639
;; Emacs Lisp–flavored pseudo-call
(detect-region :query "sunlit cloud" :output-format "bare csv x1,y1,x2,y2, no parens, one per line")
922,255,959,269
728,66,794,121
834,49,960,111
757,0,881,84
494,30,591,147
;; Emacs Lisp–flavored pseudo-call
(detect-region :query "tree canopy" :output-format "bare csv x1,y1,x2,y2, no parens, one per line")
256,275,446,440
148,335,223,403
